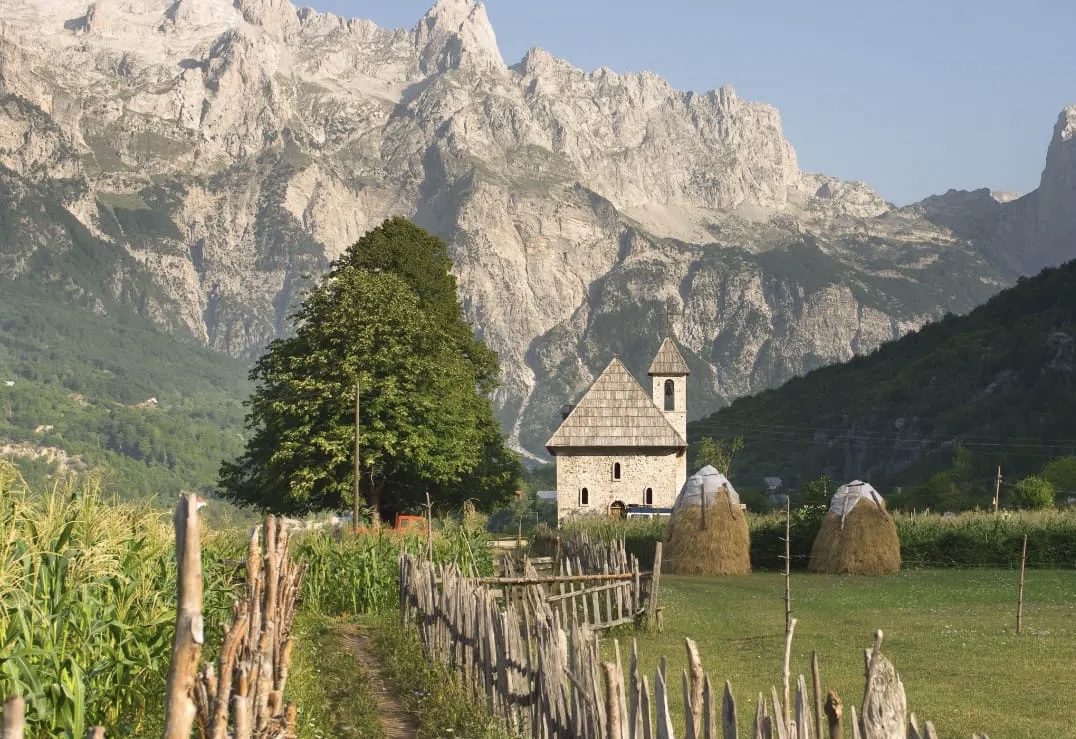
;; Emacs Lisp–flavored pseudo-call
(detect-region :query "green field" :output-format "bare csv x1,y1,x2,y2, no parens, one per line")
615,571,1076,738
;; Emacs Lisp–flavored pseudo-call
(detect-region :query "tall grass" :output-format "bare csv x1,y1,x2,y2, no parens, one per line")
0,463,239,736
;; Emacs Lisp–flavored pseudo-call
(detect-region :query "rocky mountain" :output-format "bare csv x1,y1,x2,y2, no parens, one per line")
915,105,1076,275
0,0,1071,459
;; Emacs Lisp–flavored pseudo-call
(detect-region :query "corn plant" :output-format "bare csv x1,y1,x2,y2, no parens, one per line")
0,464,238,736
296,510,496,617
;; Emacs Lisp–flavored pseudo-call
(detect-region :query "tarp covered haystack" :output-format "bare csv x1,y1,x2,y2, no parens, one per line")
665,465,751,575
809,480,901,575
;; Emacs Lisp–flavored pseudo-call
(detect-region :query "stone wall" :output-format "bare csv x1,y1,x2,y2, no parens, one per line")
555,447,686,521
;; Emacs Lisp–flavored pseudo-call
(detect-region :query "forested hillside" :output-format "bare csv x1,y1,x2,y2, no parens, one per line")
690,259,1076,508
0,281,250,499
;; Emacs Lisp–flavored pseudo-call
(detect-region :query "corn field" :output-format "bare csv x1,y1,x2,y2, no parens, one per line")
0,464,240,736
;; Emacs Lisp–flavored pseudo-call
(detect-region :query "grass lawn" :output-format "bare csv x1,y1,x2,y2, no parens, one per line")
606,570,1076,738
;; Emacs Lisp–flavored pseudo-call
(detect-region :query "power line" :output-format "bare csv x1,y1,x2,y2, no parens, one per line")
698,421,1076,453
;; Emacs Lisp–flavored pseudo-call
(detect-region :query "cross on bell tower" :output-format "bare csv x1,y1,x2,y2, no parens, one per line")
654,305,680,337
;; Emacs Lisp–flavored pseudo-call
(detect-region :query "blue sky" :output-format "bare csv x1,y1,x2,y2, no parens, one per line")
307,1,1075,205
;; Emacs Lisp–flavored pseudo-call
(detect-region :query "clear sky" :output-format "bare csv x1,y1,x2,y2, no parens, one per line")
306,0,1075,206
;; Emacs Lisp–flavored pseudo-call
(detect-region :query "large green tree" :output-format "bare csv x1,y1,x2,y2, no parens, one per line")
218,218,521,516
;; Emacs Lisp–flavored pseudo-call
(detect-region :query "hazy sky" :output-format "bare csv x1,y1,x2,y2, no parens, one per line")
306,1,1075,205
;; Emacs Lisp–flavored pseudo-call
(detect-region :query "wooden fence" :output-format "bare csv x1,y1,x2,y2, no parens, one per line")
0,497,306,739
495,536,662,632
193,515,307,739
400,553,990,739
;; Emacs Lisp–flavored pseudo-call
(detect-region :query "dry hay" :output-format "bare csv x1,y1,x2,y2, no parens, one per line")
809,497,901,575
664,488,751,575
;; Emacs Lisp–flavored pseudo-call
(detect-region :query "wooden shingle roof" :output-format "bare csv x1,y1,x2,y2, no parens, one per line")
648,337,690,376
545,358,687,451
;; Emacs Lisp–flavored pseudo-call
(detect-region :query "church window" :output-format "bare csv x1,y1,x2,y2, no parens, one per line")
613,462,622,480
664,379,675,411
644,487,654,505
580,487,590,506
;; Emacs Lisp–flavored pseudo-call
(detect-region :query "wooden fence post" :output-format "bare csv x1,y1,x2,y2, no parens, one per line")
163,493,205,739
812,651,824,739
859,631,906,739
784,499,792,632
824,691,843,739
781,618,796,732
2,695,25,739
1017,534,1027,635
649,542,664,631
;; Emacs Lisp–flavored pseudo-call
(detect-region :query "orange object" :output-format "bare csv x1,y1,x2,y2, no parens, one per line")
394,514,428,534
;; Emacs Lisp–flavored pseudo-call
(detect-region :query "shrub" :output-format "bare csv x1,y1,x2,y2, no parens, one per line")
896,509,1076,567
1014,476,1056,510
750,506,827,571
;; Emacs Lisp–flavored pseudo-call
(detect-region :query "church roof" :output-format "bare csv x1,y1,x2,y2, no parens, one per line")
647,337,690,376
545,358,687,451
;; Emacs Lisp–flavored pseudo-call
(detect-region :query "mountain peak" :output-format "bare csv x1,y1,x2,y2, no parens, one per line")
1056,104,1076,143
414,0,505,75
233,0,299,40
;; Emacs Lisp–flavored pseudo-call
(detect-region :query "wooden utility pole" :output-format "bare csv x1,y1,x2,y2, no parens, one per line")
353,381,361,533
993,466,1002,514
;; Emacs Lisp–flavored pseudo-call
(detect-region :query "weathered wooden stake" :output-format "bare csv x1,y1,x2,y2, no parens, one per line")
686,638,704,735
722,681,738,739
604,662,623,739
784,498,792,632
1017,534,1028,635
782,617,797,732
425,491,434,562
163,493,205,739
2,695,25,739
811,651,824,739
649,542,664,632
824,691,843,739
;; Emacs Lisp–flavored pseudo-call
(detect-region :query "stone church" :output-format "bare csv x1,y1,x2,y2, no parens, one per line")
545,338,690,521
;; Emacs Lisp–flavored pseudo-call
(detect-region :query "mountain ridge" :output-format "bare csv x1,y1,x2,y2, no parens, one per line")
0,0,1072,461
688,256,1076,507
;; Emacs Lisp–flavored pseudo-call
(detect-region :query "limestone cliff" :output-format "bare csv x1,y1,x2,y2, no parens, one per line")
0,0,1064,457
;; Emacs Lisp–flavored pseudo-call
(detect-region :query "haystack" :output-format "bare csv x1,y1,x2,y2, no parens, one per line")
809,480,901,575
664,465,751,575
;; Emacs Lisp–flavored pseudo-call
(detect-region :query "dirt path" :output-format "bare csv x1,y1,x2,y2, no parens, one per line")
335,623,420,739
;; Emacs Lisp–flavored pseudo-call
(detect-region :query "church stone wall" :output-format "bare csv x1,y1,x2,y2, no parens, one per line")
556,447,687,521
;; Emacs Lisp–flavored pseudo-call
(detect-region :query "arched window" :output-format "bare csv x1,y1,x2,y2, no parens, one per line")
664,379,675,411
613,462,622,480
580,487,590,506
644,487,654,505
